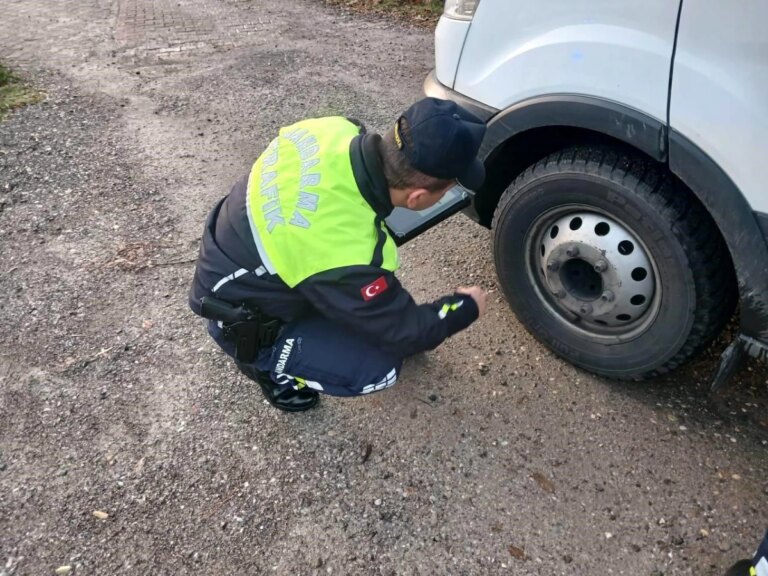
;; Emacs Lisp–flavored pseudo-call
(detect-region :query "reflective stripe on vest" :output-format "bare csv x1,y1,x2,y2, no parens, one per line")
245,117,398,287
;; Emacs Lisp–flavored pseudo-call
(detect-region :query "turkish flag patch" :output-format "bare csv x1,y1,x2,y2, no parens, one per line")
361,276,389,301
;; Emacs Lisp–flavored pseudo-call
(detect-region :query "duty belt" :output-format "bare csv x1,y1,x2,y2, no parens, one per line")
199,296,281,363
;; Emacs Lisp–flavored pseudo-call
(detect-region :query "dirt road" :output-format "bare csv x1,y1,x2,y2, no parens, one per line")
1,1,766,574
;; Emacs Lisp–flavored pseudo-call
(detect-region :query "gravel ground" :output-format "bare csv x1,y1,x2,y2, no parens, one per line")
0,1,766,575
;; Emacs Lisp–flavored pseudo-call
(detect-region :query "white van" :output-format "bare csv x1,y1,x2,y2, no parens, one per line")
423,0,768,384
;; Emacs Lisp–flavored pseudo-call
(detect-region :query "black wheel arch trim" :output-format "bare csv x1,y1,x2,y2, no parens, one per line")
756,211,768,243
463,94,669,226
479,94,668,163
668,129,768,345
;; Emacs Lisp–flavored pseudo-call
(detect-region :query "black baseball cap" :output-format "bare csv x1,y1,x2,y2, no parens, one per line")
395,97,486,190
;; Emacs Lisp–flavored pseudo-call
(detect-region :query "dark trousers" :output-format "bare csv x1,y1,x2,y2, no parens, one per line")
208,315,402,397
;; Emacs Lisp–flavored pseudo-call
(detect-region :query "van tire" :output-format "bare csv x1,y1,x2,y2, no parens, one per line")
492,146,737,379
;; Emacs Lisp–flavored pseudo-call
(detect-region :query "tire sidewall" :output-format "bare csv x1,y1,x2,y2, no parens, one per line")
494,172,697,378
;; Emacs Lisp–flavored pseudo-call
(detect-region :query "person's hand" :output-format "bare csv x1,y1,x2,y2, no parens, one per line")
456,286,487,318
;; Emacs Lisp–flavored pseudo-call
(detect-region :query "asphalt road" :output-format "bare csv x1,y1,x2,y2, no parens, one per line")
0,1,766,575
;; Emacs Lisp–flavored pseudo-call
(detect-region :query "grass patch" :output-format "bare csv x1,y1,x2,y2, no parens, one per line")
0,64,42,120
321,0,443,26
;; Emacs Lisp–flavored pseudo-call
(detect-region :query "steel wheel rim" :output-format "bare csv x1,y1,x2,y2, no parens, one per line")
524,204,662,341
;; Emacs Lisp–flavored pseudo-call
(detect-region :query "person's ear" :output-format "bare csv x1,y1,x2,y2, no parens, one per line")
405,188,430,210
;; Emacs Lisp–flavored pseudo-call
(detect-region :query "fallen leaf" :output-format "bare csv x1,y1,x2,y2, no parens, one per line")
93,510,109,520
531,471,556,494
55,567,72,575
508,545,526,560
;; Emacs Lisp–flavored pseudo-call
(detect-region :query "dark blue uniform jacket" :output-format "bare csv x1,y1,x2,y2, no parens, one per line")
189,130,478,359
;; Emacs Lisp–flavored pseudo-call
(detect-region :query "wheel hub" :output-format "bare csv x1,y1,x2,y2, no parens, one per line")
538,212,655,329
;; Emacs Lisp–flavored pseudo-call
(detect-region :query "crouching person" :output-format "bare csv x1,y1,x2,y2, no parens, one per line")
189,98,487,412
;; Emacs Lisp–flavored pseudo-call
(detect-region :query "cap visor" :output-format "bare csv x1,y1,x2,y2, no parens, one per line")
456,158,485,191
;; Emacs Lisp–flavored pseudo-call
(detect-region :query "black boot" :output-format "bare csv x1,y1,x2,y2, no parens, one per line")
236,363,319,413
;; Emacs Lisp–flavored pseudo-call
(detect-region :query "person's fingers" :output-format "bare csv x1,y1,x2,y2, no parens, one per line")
475,290,487,317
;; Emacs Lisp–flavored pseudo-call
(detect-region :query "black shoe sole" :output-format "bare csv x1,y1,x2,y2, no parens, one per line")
266,396,320,413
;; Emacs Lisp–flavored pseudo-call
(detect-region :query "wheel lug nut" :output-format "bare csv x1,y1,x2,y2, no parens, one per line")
546,261,560,272
600,290,615,303
579,303,593,315
566,247,580,258
594,260,608,273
